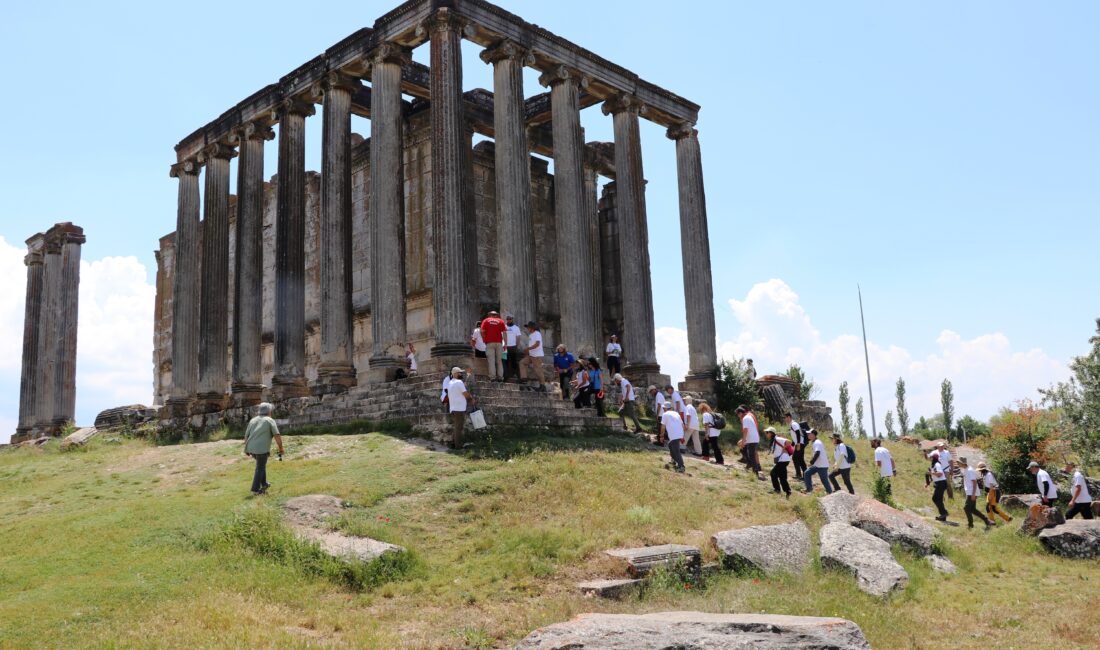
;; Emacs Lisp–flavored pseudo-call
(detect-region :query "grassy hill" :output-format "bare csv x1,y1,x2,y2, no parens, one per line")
1,424,1097,649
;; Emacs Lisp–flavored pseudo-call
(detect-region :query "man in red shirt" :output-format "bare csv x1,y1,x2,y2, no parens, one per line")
480,310,508,381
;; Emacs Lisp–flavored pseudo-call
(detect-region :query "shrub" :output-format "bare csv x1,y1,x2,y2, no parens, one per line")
985,400,1062,494
716,359,759,415
872,476,897,508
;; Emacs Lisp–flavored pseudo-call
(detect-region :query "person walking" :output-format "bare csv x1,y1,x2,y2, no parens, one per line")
470,321,487,358
1028,461,1059,506
766,427,793,499
976,462,1013,524
405,342,418,376
479,311,507,381
872,438,895,480
587,358,606,417
553,344,576,400
700,402,724,465
936,442,955,500
959,457,993,529
243,402,284,495
520,321,546,389
649,385,668,417
746,359,757,380
666,385,686,419
446,367,476,449
828,433,855,495
683,396,702,456
660,405,686,473
614,373,644,433
927,452,950,522
571,359,590,409
802,429,833,494
736,405,764,480
1065,462,1094,520
785,413,806,479
605,334,623,376
503,314,521,381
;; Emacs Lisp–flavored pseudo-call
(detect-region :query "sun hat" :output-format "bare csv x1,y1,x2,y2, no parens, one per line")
976,462,989,471
1027,461,1040,469
763,426,776,434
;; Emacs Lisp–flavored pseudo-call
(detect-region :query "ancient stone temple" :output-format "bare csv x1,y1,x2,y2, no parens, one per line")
154,0,717,433
13,223,85,443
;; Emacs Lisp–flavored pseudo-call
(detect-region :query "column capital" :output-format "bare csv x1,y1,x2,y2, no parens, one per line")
45,222,86,248
231,121,276,144
415,7,475,39
278,97,317,119
169,159,201,178
480,39,534,66
666,121,698,141
200,141,238,162
25,250,44,266
538,65,589,90
601,92,647,117
368,41,412,68
314,70,362,98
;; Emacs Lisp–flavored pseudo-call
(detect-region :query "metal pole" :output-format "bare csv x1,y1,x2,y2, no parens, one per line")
858,285,878,439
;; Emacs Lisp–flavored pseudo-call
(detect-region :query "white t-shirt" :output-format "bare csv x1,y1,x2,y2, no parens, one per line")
683,404,699,431
669,390,685,414
874,447,894,477
703,412,718,438
661,410,684,441
748,364,757,379
472,328,486,352
982,470,999,489
654,392,667,415
811,439,829,468
1072,470,1093,503
407,351,418,372
938,449,952,469
963,467,980,496
772,436,791,462
440,375,452,401
527,331,544,357
741,413,760,444
1036,468,1058,499
506,324,521,347
789,421,804,445
620,378,635,402
606,342,622,357
931,461,946,482
447,379,468,412
834,443,850,469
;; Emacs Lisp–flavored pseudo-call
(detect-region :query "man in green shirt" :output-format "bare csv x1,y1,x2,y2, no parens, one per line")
243,402,284,495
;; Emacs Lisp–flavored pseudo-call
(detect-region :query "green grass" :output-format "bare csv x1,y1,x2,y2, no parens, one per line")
1,432,1098,648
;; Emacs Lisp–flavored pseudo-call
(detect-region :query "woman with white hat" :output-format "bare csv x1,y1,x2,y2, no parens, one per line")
977,462,1013,523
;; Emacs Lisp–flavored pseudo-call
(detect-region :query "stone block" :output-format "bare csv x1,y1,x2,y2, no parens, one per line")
1019,504,1066,536
60,427,98,450
819,522,908,598
819,491,865,525
576,578,643,599
712,520,811,574
1038,520,1100,558
851,498,936,555
605,544,700,577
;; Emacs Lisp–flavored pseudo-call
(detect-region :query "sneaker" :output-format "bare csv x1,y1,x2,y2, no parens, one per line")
675,466,686,473
935,516,947,522
785,492,792,500
757,473,766,481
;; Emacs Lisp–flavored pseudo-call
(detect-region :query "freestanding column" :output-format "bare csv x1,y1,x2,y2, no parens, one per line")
231,122,274,406
420,9,474,358
368,44,412,379
603,93,660,378
197,142,237,410
167,160,202,417
15,234,45,441
272,98,315,399
315,71,360,392
541,66,598,358
583,165,604,357
35,235,60,431
669,123,718,388
50,223,84,429
481,40,537,324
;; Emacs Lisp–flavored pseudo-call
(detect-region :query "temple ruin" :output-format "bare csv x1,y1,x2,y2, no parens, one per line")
154,0,717,432
13,223,85,443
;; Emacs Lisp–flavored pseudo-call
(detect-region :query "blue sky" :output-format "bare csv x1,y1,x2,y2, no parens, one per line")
1,1,1097,438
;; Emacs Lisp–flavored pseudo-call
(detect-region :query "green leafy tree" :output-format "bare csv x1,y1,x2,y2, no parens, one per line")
716,359,760,415
914,416,929,433
884,410,896,438
1041,318,1100,471
895,378,910,437
941,379,955,439
986,400,1062,494
955,415,990,441
783,364,819,401
855,397,866,438
838,381,852,437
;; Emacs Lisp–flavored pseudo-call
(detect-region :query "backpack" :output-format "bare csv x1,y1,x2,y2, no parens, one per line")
784,440,796,456
846,445,857,464
712,413,727,430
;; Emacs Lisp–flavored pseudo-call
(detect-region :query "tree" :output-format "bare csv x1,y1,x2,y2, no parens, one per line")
914,416,929,433
884,410,896,438
716,359,760,415
783,364,819,401
855,397,866,438
895,378,910,437
955,415,990,441
986,400,1062,494
941,379,955,438
1041,318,1100,472
838,381,852,437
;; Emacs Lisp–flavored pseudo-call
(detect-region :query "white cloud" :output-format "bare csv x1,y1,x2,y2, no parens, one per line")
656,279,1068,424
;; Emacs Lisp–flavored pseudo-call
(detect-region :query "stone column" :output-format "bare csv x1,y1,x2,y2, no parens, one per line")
481,40,537,324
368,44,412,380
315,71,360,392
167,160,202,417
50,223,85,429
197,142,237,410
669,123,718,391
603,94,661,379
583,165,604,359
540,66,598,358
231,122,274,406
15,234,45,441
35,235,60,431
272,98,315,399
420,9,473,359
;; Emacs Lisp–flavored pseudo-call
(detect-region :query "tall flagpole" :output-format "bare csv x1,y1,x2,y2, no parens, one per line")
858,285,878,439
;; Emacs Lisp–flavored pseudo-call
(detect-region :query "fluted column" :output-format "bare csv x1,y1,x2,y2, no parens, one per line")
272,98,315,398
541,66,598,358
51,223,84,428
35,235,60,431
481,40,537,323
197,142,237,410
669,123,717,382
167,160,202,416
583,165,604,358
368,45,412,378
603,94,660,375
314,71,360,392
15,234,45,440
420,9,473,358
231,122,274,405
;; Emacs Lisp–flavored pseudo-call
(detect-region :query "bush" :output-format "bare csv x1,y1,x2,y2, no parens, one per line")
872,476,897,508
985,400,1062,494
716,359,760,415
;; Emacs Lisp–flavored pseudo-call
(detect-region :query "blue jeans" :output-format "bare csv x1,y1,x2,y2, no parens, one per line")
804,466,833,493
250,453,269,493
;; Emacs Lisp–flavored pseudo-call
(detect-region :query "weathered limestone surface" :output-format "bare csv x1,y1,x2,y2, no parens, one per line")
819,522,909,597
168,162,201,412
16,235,45,438
605,544,700,577
1000,494,1042,510
576,578,642,599
1038,520,1100,558
514,611,872,650
197,142,236,407
284,495,405,563
1020,504,1066,536
851,498,936,555
61,427,98,450
927,554,957,574
712,520,811,574
819,491,865,525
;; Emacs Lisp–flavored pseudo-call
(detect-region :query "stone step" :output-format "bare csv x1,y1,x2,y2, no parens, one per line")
605,544,701,577
577,578,643,598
